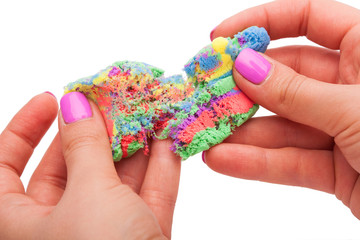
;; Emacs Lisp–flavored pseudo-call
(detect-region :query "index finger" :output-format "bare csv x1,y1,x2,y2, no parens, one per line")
0,93,58,196
212,0,360,49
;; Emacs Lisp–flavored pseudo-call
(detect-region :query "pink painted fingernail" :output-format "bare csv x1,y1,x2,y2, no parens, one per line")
60,92,92,124
235,48,271,84
202,151,206,164
210,27,216,41
44,91,57,99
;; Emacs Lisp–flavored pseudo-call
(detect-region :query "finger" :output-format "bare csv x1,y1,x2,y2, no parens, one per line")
226,116,334,150
233,48,360,138
140,138,181,239
211,0,360,49
349,176,360,219
115,149,149,193
333,145,359,208
27,133,67,205
204,143,334,193
0,92,58,195
267,46,340,83
59,92,119,191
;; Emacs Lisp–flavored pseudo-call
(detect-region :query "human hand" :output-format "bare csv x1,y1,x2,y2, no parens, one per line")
204,0,360,219
0,92,180,239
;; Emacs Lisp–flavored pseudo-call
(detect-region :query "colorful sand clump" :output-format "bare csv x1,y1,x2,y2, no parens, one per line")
64,26,270,161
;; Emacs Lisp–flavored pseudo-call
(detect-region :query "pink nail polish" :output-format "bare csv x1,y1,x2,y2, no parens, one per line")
210,27,216,41
235,48,271,84
44,91,57,99
202,151,206,164
60,92,92,124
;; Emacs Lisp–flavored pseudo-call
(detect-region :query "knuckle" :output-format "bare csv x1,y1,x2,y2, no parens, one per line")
63,131,103,159
141,189,177,210
335,121,360,157
33,173,67,191
276,73,307,113
331,87,360,137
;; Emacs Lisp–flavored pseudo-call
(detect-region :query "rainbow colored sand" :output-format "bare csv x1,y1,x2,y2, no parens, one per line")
64,26,270,161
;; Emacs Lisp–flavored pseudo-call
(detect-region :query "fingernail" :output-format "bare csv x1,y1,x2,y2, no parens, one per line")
235,48,271,84
60,92,92,124
44,91,57,99
210,27,216,41
202,151,206,164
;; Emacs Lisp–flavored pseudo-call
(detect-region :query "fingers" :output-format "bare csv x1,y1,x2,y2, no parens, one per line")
211,0,360,49
266,46,340,83
140,138,181,239
58,92,119,191
27,133,67,205
204,143,334,193
115,150,149,193
232,48,360,138
225,116,333,150
0,92,58,195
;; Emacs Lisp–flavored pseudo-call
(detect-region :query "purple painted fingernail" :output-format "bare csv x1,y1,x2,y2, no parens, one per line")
235,48,271,84
202,151,206,164
44,91,57,99
60,92,92,124
210,27,216,41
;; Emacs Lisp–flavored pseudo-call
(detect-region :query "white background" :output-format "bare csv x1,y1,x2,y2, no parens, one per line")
1,0,360,239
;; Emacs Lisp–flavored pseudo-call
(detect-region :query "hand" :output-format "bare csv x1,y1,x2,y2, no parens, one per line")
204,0,360,219
0,92,180,239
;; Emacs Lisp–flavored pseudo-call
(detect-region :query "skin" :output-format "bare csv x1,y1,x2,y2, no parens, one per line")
1,0,359,238
205,0,360,219
0,93,180,239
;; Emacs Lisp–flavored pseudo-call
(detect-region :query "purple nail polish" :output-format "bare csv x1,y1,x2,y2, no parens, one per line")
210,27,216,41
44,91,57,99
60,92,92,124
202,151,206,164
235,48,271,84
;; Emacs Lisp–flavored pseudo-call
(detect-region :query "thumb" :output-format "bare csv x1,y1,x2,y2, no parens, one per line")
233,48,358,137
59,92,119,189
